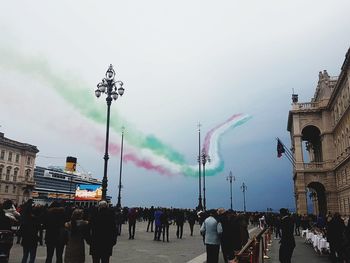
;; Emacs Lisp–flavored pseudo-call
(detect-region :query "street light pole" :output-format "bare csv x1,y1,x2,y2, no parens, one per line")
95,64,125,201
226,171,235,210
241,182,247,212
116,127,125,208
201,148,210,211
197,123,203,211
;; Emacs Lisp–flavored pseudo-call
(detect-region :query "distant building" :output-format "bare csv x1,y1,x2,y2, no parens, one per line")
288,48,350,216
0,132,39,204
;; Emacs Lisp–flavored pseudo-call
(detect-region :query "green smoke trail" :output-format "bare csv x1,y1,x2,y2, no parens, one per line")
0,47,186,164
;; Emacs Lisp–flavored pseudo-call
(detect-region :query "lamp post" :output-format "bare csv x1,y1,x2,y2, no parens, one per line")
226,171,235,210
95,64,125,200
201,148,210,211
197,123,203,211
241,182,247,212
116,127,125,208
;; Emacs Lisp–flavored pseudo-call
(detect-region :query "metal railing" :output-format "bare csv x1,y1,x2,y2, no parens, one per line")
234,228,272,263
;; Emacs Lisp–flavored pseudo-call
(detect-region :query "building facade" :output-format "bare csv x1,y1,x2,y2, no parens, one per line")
288,48,350,216
0,132,39,204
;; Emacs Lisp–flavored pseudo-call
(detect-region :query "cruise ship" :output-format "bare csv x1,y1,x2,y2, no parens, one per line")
33,157,110,206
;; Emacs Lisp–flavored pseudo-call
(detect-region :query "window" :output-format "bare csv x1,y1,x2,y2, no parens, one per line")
0,165,3,180
6,167,11,181
12,186,16,194
5,185,8,193
15,154,19,163
25,169,31,181
13,168,18,182
0,150,4,160
8,152,12,162
26,157,31,165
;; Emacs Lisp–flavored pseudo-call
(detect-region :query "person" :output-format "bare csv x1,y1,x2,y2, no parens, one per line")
220,210,240,263
64,209,89,263
187,210,196,236
43,201,67,263
89,201,117,263
0,200,16,262
279,208,295,263
154,208,163,241
161,209,170,242
147,206,155,232
19,202,40,263
175,209,185,239
200,210,223,263
327,213,345,262
128,208,137,239
114,207,123,236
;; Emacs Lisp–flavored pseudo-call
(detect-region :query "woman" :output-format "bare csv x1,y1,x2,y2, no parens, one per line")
64,209,89,263
20,203,40,263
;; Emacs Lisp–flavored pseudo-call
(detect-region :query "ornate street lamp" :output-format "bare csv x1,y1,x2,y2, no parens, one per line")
226,171,235,210
116,127,125,208
241,182,247,212
197,123,203,211
201,148,210,211
95,64,125,200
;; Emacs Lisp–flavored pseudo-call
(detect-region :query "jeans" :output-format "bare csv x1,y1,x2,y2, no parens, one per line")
45,244,64,263
21,246,37,263
92,255,110,263
206,244,220,263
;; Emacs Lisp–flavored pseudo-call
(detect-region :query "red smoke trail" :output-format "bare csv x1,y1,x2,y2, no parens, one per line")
94,136,174,176
123,154,174,177
203,114,242,153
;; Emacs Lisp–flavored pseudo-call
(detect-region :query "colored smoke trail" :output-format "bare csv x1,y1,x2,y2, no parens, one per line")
0,47,252,177
0,48,185,164
93,113,251,177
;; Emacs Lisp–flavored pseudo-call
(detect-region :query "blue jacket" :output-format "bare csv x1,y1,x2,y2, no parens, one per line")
200,216,223,245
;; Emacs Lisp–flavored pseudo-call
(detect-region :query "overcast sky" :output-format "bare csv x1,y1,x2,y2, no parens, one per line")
1,0,350,211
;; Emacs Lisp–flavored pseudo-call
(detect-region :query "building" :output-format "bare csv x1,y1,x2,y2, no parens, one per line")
33,157,108,206
0,132,39,204
288,48,350,216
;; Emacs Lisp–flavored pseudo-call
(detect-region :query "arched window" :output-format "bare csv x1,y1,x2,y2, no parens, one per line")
13,168,19,182
6,166,11,181
25,169,31,181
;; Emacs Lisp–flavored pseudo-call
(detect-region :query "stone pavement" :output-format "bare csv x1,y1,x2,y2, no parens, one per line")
265,235,331,263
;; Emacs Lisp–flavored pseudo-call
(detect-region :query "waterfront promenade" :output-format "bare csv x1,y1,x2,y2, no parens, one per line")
7,221,331,263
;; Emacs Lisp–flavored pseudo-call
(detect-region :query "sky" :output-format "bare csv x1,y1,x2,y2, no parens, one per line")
0,0,350,211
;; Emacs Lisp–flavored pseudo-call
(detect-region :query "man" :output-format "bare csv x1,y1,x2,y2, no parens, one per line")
200,210,223,263
146,206,155,232
43,201,66,263
128,207,137,239
279,208,295,263
153,208,163,241
89,201,117,263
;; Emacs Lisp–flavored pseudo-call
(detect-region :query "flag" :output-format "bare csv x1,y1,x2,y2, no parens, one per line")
277,139,285,158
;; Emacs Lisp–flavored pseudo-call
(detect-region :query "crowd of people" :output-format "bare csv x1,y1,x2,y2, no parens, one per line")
1,198,350,263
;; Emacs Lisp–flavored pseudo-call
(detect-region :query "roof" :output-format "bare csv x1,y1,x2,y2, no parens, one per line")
0,132,39,153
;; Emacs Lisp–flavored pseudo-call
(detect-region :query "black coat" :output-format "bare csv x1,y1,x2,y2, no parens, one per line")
20,215,40,248
280,215,295,247
89,207,117,256
44,207,66,245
